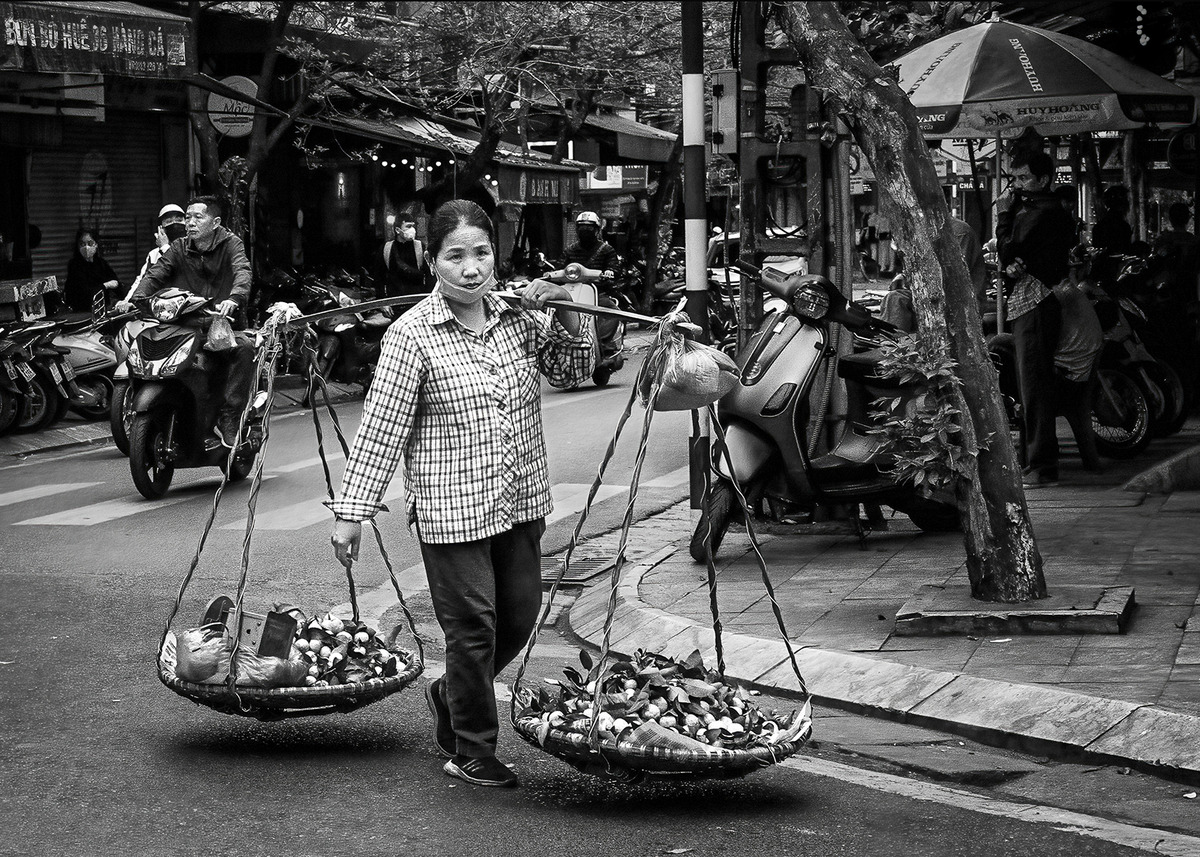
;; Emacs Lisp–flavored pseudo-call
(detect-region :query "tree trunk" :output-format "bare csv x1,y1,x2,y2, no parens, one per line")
776,2,1046,602
186,0,220,193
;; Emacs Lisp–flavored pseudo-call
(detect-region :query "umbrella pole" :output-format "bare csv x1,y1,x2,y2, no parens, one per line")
994,134,1006,334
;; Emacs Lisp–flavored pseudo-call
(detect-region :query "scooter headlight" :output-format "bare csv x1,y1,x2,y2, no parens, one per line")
793,284,830,321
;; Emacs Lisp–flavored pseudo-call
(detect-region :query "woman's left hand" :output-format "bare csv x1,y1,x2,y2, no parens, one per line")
519,279,570,309
521,279,581,335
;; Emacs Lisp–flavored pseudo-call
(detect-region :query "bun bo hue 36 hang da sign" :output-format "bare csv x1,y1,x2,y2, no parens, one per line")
0,1,189,79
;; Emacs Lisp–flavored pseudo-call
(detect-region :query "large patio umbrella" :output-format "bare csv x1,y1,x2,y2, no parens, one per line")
892,19,1196,139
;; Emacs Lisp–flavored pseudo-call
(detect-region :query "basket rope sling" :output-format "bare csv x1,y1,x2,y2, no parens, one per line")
510,313,813,781
157,310,425,719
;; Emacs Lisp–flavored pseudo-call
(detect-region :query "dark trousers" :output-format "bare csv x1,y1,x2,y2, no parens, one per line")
214,332,256,417
1013,294,1062,477
1056,370,1102,471
420,518,545,758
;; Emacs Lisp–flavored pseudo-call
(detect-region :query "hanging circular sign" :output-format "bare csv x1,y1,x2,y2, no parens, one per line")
1166,125,1198,176
207,75,258,138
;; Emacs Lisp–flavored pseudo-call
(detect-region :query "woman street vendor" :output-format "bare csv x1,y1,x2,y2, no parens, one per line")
328,199,593,788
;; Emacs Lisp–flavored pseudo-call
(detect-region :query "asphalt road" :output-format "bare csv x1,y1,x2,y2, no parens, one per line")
2,350,1198,857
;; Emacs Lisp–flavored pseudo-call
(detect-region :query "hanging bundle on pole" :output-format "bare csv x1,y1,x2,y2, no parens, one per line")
509,313,812,781
157,306,424,719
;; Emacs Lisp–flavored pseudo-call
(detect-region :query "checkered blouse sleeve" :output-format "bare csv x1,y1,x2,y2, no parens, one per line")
537,309,594,387
325,323,424,521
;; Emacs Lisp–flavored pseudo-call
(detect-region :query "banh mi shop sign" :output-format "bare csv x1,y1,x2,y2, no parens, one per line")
0,1,189,79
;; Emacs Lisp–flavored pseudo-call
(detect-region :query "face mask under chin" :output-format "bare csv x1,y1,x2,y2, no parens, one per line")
437,273,496,305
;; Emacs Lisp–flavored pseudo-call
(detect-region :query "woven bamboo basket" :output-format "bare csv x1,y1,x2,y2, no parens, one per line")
512,713,812,781
158,628,423,721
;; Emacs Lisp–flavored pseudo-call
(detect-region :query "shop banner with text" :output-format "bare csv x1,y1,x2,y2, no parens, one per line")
1,2,189,79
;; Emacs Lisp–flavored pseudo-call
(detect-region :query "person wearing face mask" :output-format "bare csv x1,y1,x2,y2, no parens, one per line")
63,227,120,313
378,212,428,300
328,199,592,789
562,210,618,274
124,204,187,303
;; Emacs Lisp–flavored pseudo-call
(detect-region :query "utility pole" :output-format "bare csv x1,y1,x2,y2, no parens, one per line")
682,1,710,509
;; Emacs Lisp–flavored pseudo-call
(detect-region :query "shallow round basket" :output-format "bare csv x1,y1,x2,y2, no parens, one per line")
513,714,811,781
158,631,423,720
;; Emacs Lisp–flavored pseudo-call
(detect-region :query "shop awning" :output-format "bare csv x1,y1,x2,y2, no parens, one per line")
0,1,190,79
582,112,677,163
307,113,588,204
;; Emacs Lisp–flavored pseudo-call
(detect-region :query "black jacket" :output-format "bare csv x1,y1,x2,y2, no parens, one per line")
997,190,1076,288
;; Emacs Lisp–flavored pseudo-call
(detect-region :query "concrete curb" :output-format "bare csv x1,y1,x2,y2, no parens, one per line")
1122,443,1200,494
567,547,1200,784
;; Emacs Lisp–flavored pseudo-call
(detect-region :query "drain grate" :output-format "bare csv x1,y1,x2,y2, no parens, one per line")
540,556,616,585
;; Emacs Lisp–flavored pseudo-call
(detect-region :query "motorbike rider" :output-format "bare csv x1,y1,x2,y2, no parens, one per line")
117,195,255,450
563,211,622,365
123,203,187,302
563,210,618,273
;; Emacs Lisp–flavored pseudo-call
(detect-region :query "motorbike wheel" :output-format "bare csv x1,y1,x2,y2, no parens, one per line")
689,478,736,563
129,407,176,499
70,375,112,421
15,370,62,433
0,387,20,436
592,366,612,387
1091,368,1152,459
110,380,132,456
1146,361,1188,438
896,497,961,532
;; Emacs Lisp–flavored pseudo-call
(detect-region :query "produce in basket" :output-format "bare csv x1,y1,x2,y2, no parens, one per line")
169,609,407,690
517,648,809,753
291,612,407,687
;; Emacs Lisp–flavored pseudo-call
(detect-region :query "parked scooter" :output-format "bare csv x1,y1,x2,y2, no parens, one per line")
123,289,265,499
690,264,959,562
2,319,81,433
52,316,119,420
303,275,389,393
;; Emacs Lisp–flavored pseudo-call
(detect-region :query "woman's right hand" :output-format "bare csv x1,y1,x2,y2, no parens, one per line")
331,518,362,566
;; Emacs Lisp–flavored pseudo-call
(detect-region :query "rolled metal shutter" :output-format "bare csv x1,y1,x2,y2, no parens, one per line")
28,110,163,289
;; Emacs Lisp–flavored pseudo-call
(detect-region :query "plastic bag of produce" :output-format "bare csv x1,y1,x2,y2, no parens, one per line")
174,624,231,683
639,316,738,412
231,649,309,688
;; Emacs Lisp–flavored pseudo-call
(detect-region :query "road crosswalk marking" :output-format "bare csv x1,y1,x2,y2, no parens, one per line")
547,483,626,523
4,465,685,529
0,482,102,508
220,475,402,531
14,494,193,526
640,465,690,489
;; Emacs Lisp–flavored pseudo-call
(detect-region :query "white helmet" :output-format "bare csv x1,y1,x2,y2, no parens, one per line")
158,203,185,221
575,211,601,228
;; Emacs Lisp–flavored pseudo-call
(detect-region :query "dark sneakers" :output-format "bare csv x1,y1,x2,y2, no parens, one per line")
214,413,242,449
443,755,518,788
425,677,455,759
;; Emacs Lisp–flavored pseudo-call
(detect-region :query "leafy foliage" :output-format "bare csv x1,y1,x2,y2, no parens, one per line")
835,1,988,64
867,333,979,497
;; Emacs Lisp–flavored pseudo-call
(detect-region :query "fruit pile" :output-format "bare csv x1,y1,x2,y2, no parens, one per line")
291,613,407,688
518,648,809,751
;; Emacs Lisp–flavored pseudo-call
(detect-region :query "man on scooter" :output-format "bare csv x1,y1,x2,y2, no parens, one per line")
563,211,623,371
118,195,255,450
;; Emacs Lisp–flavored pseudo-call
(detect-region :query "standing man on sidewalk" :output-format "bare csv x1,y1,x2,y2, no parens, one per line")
997,150,1077,488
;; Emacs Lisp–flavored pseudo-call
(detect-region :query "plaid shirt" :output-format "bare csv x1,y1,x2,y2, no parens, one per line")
1006,273,1051,322
326,291,593,543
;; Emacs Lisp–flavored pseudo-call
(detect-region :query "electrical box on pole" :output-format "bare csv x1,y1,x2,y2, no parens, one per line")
711,69,739,156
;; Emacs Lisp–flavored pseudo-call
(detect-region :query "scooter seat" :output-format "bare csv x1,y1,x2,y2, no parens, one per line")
837,349,907,389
